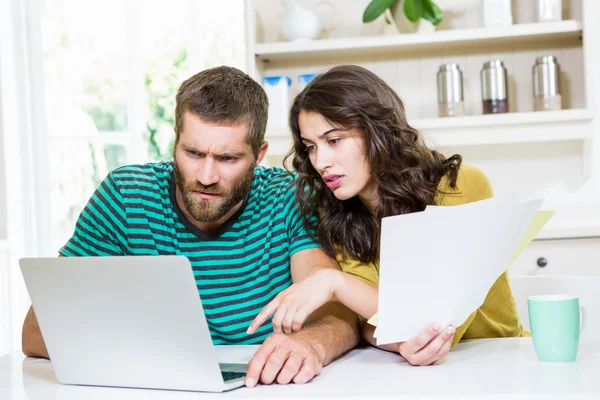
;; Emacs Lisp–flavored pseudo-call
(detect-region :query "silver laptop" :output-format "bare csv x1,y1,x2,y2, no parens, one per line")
20,255,249,392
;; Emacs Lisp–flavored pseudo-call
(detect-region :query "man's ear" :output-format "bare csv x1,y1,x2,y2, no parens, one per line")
173,127,179,147
256,141,269,165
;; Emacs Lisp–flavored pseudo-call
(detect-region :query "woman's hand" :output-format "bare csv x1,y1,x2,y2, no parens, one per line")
247,269,343,335
397,323,456,366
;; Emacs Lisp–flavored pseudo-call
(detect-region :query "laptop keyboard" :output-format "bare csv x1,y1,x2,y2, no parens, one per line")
221,370,246,382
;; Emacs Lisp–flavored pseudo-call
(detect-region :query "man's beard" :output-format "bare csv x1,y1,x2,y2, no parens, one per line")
173,158,255,223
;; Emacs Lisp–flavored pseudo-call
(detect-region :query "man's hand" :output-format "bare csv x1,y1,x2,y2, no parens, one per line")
245,333,323,388
398,323,455,366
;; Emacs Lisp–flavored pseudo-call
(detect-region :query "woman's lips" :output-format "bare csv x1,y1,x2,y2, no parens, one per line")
323,175,343,189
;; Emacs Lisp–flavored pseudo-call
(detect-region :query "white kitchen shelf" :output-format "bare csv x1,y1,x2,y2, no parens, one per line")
414,108,592,131
254,20,582,61
266,109,594,153
422,109,594,147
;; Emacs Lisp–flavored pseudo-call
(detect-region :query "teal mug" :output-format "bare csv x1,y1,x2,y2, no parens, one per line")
528,295,585,362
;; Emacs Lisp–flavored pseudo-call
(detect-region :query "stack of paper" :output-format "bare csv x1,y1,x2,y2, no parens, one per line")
369,194,553,345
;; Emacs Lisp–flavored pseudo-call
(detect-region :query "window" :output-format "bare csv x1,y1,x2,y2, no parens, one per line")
41,0,246,253
0,0,246,356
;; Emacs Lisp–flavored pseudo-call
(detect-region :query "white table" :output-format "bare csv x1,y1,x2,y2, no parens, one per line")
1,338,599,399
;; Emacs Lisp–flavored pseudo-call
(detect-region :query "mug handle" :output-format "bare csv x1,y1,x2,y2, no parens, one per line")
580,305,586,334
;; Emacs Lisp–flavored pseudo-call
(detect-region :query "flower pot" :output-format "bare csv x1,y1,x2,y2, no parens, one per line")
389,0,436,34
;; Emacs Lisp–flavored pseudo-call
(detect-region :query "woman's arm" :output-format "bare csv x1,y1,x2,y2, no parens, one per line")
247,268,378,334
331,269,379,319
361,321,401,352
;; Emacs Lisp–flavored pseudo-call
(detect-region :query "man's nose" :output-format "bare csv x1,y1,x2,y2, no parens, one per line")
197,158,220,186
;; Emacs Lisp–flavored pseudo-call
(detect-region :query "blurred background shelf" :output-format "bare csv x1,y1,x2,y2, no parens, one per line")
414,108,592,131
254,20,582,62
266,109,594,152
421,109,593,147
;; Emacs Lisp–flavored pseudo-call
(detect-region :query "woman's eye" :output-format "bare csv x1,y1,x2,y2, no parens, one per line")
306,145,316,152
329,138,341,145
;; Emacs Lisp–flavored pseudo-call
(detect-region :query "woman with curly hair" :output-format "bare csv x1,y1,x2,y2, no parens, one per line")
248,65,527,366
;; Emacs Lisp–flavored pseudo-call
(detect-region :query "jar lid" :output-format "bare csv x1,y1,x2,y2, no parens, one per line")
482,60,505,69
438,63,461,72
535,55,559,65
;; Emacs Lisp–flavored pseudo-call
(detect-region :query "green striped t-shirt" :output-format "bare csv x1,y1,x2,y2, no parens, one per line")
59,162,320,345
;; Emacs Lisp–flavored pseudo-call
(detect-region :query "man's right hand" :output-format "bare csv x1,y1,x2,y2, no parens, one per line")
244,333,323,388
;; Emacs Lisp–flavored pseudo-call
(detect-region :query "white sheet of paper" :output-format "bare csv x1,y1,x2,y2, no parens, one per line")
374,194,542,345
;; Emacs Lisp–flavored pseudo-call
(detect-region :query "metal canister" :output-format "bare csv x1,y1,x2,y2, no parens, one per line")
436,63,465,117
533,55,562,111
481,60,509,114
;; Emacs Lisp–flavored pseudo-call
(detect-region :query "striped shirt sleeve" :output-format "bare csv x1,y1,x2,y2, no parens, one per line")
282,182,320,256
59,173,127,256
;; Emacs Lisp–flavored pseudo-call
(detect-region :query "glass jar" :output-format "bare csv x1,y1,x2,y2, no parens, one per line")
437,63,465,117
481,60,509,114
533,55,562,112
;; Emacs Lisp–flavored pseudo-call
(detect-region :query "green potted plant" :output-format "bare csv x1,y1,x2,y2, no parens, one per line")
363,0,443,34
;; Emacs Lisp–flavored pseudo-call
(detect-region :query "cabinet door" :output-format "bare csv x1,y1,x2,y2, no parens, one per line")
509,237,600,276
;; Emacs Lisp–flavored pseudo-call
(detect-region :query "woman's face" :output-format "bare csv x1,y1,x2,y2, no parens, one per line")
298,111,378,207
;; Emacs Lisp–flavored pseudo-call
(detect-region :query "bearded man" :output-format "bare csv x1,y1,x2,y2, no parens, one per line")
21,66,359,388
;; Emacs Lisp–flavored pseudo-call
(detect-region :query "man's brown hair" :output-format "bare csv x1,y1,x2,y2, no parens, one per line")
175,66,268,157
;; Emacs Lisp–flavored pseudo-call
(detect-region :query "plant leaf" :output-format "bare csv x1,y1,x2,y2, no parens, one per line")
363,0,398,23
422,0,443,25
403,0,423,23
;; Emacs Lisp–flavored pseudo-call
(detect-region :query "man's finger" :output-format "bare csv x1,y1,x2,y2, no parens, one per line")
276,352,304,384
247,298,280,334
245,336,278,388
260,345,293,385
292,356,321,384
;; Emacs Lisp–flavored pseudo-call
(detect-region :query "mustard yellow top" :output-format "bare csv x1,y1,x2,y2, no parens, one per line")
337,164,529,347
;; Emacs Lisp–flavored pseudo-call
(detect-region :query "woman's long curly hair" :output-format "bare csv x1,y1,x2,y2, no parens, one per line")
286,65,462,264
